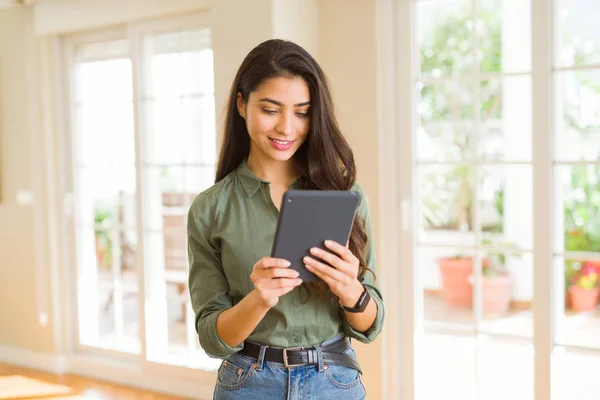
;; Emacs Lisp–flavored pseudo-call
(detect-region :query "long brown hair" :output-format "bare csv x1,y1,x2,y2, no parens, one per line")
215,39,374,290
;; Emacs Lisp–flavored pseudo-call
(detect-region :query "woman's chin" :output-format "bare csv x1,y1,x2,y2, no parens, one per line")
267,148,297,162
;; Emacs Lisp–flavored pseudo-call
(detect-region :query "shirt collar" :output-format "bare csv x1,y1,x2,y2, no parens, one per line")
236,158,301,197
236,158,269,197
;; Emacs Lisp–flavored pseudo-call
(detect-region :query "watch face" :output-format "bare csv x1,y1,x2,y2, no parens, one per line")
358,291,370,312
343,287,370,313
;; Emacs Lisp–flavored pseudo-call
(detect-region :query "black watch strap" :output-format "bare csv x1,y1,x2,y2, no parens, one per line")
342,286,371,313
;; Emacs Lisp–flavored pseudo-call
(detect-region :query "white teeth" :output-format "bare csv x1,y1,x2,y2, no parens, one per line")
272,139,291,145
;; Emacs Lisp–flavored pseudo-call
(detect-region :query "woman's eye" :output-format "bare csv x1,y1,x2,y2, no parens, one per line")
261,109,277,115
296,112,309,118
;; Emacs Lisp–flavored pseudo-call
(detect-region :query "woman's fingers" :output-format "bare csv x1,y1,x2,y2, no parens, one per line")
257,257,292,269
303,256,349,283
250,257,303,308
303,261,341,289
255,277,302,293
308,247,346,270
268,267,299,279
267,277,303,289
252,267,299,285
323,240,357,263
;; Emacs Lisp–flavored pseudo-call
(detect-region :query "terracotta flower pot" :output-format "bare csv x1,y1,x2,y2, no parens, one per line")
438,258,475,308
568,285,600,312
470,274,512,313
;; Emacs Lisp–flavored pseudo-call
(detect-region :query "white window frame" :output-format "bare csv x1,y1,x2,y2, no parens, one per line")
58,12,218,398
380,0,559,399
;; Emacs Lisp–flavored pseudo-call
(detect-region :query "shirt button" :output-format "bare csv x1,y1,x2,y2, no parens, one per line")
293,300,300,306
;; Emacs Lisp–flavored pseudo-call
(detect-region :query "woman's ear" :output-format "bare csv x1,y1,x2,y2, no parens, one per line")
236,92,245,119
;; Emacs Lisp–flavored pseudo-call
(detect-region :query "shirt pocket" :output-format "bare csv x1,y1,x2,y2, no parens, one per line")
216,354,256,390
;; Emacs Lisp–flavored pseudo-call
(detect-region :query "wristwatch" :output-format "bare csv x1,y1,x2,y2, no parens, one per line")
342,286,371,313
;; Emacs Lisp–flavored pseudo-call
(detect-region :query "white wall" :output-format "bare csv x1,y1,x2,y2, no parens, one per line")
0,6,57,354
319,2,383,398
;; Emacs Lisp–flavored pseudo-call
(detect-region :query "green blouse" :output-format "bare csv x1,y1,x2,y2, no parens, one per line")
187,160,384,358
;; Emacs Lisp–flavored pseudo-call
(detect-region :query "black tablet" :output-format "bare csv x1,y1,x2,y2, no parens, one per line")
271,189,361,282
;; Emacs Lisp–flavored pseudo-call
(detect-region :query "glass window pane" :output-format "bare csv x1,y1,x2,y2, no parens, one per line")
72,49,139,355
478,76,532,162
420,246,476,325
477,250,533,337
555,166,600,254
97,285,116,346
478,338,534,400
79,282,140,354
478,166,533,247
150,43,214,96
555,0,600,68
144,95,216,165
143,166,213,232
141,28,216,369
74,59,134,167
166,282,189,361
419,164,477,234
417,81,476,162
555,70,600,162
555,256,600,349
143,31,216,165
477,0,531,73
416,330,476,400
75,166,137,229
552,347,600,400
417,0,473,77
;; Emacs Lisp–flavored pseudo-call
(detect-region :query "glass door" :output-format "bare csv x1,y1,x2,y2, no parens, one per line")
137,27,218,368
65,16,219,370
413,1,535,398
404,0,600,399
69,35,141,355
551,0,600,397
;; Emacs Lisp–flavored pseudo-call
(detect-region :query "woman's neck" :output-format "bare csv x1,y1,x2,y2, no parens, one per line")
247,152,296,187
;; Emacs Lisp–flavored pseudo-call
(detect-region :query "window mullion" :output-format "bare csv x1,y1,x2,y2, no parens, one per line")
531,0,554,399
129,24,149,362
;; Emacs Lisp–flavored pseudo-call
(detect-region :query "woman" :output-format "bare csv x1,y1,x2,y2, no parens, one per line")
187,39,384,400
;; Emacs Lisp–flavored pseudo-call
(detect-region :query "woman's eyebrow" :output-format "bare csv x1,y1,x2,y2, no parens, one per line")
259,98,310,107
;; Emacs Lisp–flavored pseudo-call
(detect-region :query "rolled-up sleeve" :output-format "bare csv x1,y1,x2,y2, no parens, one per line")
341,185,385,343
187,193,243,358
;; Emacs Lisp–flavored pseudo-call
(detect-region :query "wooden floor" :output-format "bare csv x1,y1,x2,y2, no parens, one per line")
0,363,187,399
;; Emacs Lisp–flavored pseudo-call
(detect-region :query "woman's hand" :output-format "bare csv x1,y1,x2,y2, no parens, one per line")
250,257,303,309
303,240,365,308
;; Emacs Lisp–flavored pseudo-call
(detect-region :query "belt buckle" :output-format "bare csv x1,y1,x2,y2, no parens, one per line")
282,347,305,368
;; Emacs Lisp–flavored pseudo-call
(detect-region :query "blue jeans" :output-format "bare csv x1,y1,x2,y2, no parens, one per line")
213,336,366,400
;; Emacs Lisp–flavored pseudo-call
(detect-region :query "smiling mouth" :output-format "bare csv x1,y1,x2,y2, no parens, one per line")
269,137,295,145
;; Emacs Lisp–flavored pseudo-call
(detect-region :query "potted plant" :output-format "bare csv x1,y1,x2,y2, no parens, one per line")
438,238,521,313
568,264,599,313
438,254,488,308
470,239,522,313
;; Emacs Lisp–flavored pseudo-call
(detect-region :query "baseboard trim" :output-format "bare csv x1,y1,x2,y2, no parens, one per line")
0,345,67,374
0,345,215,400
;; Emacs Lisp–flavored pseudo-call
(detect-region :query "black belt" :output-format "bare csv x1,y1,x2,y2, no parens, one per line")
238,336,362,374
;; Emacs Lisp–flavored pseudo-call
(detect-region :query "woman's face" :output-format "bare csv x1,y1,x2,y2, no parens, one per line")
238,77,310,164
